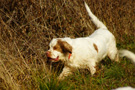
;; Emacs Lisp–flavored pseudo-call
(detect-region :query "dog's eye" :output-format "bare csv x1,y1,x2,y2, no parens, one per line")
53,46,57,50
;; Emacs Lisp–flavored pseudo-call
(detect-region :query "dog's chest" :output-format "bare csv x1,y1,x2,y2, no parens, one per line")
66,60,88,69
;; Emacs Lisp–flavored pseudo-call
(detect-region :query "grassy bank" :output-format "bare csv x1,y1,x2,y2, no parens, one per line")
0,0,135,90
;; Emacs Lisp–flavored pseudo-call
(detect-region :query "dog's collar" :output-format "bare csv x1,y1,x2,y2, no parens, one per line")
68,53,72,60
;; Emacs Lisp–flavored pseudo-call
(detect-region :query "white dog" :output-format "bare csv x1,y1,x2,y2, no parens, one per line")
46,1,135,80
112,86,135,90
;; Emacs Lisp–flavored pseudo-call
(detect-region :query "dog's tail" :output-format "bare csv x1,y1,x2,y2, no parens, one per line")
84,1,107,29
119,49,135,65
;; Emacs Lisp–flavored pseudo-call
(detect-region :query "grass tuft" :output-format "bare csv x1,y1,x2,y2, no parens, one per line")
104,64,125,80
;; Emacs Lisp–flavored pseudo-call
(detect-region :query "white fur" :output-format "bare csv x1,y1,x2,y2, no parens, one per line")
112,86,135,90
47,1,135,80
119,50,135,65
84,2,107,29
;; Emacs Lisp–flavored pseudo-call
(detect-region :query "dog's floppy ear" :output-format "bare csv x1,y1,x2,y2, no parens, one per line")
58,40,72,53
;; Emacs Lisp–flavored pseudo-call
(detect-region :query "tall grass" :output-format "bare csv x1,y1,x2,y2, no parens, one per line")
0,0,135,90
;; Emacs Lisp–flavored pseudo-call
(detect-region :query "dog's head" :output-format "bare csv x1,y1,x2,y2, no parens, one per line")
46,38,72,62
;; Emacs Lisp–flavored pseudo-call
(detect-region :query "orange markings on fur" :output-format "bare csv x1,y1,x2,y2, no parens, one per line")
53,41,63,53
93,43,98,52
46,51,52,57
53,39,72,54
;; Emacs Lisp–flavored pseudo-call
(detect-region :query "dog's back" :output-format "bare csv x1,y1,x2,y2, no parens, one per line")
84,1,135,65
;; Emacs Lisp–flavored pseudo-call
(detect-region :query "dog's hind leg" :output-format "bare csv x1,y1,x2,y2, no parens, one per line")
87,62,96,76
108,47,119,62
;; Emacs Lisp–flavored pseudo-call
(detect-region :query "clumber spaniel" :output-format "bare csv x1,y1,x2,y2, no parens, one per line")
46,1,135,80
112,86,135,90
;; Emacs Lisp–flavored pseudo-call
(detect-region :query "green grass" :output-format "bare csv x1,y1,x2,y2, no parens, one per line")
33,58,135,90
39,77,66,90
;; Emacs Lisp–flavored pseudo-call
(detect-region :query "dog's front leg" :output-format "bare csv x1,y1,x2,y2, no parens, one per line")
58,66,72,80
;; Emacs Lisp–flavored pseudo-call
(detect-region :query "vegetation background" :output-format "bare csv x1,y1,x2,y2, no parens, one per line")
0,0,135,90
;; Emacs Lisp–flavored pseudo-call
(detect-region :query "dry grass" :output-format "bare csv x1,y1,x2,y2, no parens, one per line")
0,0,135,90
